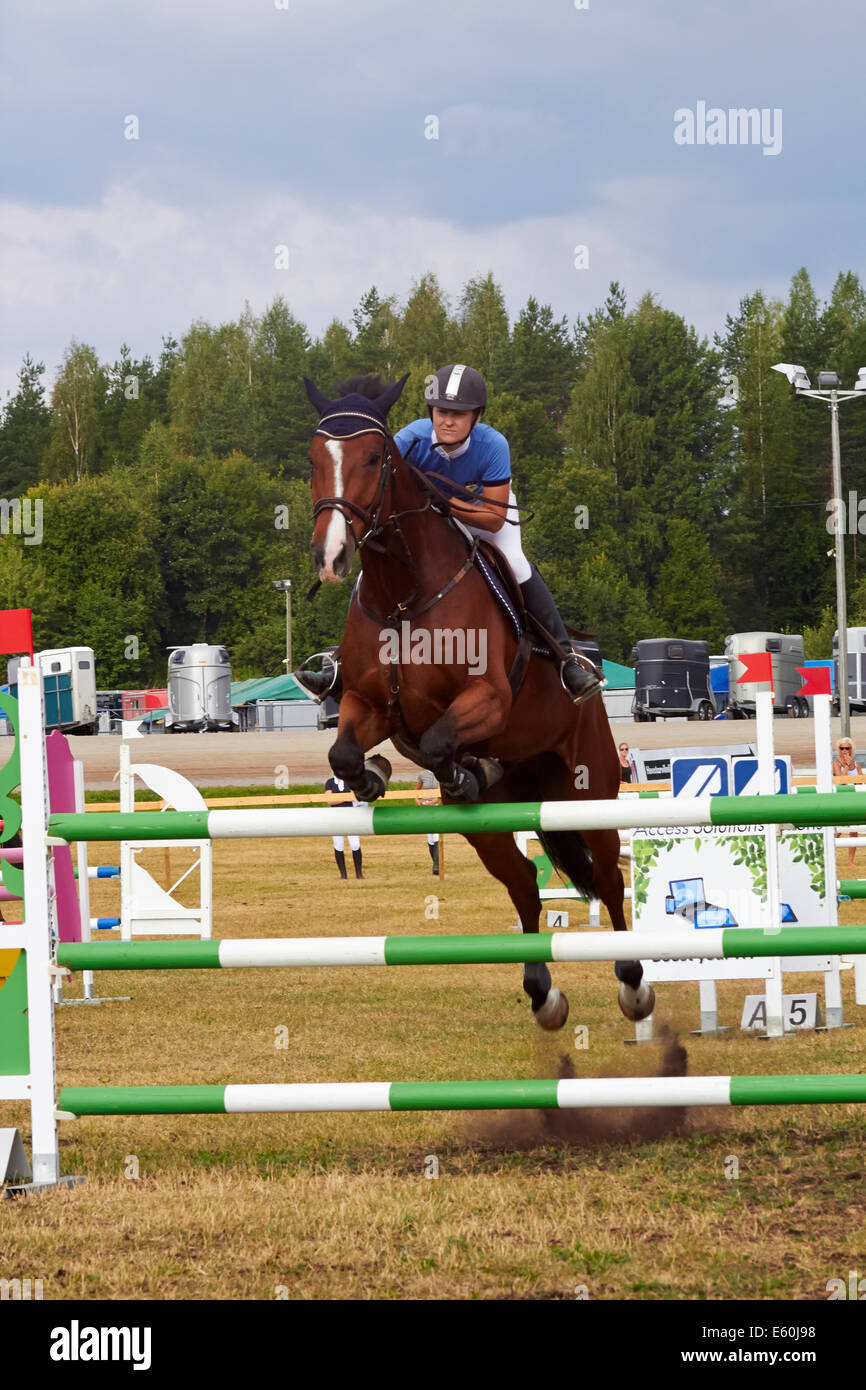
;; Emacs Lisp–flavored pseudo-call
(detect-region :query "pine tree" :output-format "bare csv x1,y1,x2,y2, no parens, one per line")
395,273,459,371
653,518,727,646
249,297,311,477
457,274,509,384
496,298,577,427
0,353,52,493
351,288,399,377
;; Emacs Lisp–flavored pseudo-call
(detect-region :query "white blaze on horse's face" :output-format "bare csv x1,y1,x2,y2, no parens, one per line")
318,440,354,582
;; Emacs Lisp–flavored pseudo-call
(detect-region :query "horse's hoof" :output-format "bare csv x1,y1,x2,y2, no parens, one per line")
367,753,392,784
462,755,503,791
534,986,569,1031
442,764,480,803
618,981,655,1022
359,757,391,801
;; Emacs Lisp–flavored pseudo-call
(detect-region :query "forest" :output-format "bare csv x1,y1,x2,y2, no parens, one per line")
2,268,866,685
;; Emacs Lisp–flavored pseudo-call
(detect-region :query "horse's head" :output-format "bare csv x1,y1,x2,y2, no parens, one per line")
304,374,409,582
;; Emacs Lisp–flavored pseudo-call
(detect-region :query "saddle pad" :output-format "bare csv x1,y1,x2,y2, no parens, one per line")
474,548,551,659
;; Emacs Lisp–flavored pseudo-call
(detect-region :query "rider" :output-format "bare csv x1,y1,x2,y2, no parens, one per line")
296,363,603,706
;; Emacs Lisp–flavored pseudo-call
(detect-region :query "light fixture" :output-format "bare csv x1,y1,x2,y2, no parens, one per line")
771,362,812,389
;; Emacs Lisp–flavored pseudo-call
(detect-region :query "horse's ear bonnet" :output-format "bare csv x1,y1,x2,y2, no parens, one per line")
304,374,409,435
303,378,332,416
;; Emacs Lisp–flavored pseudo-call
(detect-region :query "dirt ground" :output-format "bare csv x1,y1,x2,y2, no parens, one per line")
21,712,866,790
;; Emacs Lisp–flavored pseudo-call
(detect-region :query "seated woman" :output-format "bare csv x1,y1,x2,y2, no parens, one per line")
833,738,863,868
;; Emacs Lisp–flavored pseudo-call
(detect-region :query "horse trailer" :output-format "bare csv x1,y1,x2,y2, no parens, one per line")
725,632,809,718
833,628,866,712
631,638,715,722
166,644,237,733
8,647,99,735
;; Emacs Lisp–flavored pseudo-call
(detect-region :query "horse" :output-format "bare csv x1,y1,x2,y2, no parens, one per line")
303,373,654,1030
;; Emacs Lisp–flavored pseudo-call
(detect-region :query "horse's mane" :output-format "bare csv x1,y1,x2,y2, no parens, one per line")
333,375,397,401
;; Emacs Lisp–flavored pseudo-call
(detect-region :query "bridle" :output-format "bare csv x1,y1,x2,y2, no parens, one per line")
310,408,476,627
311,411,405,549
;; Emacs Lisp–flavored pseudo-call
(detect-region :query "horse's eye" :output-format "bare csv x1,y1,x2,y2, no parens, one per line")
366,451,380,467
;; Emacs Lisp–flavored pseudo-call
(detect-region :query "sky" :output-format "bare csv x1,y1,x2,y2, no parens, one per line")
2,0,865,402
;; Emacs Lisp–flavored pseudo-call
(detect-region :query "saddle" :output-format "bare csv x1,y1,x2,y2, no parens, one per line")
473,539,602,697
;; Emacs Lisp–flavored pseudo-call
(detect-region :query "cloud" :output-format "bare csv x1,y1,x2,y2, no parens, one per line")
1,170,788,401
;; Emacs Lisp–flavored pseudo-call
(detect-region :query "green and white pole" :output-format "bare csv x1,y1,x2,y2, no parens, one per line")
56,925,866,972
57,1073,866,1116
47,788,866,844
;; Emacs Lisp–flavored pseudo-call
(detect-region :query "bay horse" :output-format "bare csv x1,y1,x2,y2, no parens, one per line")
304,374,654,1031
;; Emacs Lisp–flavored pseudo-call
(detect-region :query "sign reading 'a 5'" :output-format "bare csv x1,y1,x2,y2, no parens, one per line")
740,993,820,1032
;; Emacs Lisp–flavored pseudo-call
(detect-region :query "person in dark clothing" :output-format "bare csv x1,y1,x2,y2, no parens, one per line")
324,775,366,879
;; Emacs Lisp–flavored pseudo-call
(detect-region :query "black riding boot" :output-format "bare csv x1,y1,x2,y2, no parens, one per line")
294,652,343,703
352,848,364,880
429,841,440,875
334,849,348,879
519,567,604,706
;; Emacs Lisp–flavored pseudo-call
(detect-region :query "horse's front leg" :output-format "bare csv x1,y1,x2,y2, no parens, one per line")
418,679,509,802
584,826,655,1023
329,691,393,801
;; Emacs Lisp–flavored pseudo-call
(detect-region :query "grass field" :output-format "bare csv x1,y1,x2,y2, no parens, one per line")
4,827,865,1301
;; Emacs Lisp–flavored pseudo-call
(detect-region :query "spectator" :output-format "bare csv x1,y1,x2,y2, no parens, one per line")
415,769,440,874
618,742,638,784
833,739,863,868
324,775,366,879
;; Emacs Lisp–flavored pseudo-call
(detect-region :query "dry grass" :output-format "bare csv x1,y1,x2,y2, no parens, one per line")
3,834,865,1300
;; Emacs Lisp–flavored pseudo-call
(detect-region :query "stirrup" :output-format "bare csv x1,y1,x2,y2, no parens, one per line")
294,651,340,702
560,656,606,706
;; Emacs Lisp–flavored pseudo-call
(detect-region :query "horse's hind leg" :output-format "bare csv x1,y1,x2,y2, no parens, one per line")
463,829,569,1031
583,827,655,1022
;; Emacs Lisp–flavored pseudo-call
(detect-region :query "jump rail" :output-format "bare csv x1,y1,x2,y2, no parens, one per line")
47,790,866,843
57,925,866,972
58,1074,866,1116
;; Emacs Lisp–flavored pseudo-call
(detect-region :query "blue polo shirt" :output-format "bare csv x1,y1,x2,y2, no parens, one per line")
394,419,511,494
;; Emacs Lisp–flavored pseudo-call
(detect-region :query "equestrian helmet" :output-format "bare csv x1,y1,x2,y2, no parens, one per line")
425,364,487,413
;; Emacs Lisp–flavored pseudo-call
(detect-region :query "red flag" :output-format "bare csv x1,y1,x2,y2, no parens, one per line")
796,665,831,697
0,608,33,659
736,652,774,686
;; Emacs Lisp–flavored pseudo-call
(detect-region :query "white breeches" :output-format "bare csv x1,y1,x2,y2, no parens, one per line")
465,489,532,584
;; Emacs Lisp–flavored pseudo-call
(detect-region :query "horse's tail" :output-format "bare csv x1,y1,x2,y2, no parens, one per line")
536,827,596,901
498,754,597,901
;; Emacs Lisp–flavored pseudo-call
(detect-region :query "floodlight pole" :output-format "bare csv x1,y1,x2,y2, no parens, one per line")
795,383,865,741
273,579,292,675
829,393,849,740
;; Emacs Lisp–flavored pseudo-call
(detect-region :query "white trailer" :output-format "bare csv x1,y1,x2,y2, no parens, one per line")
725,632,809,718
833,627,866,712
166,644,238,733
